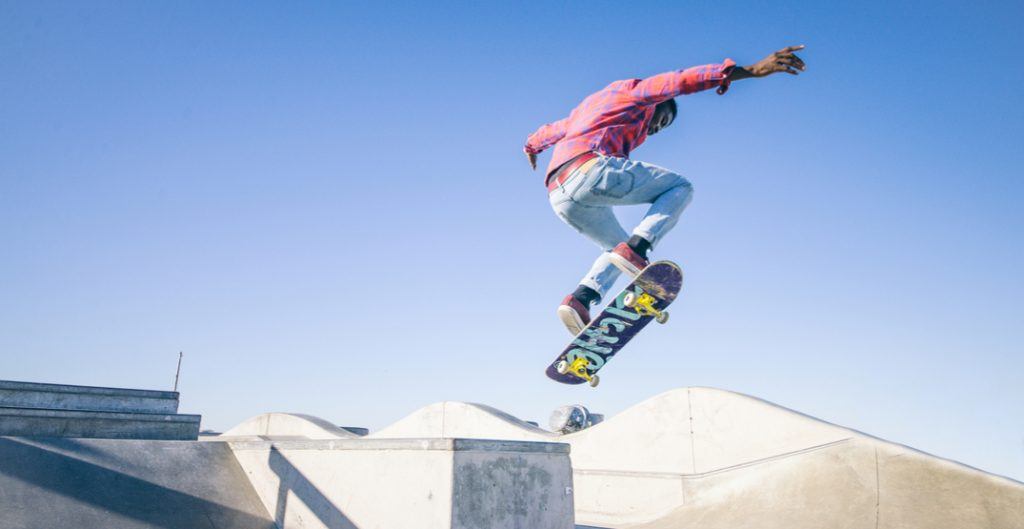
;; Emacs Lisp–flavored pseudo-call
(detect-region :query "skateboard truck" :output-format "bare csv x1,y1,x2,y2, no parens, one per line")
555,357,600,387
623,291,670,324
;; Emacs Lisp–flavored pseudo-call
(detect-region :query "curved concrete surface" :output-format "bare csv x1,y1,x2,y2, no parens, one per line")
373,402,559,441
221,413,360,440
228,387,1024,529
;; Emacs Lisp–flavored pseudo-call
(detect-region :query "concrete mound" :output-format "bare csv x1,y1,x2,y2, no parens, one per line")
372,401,558,441
220,412,361,440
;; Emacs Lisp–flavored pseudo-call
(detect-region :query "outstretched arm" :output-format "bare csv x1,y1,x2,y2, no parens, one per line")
629,45,807,104
523,117,569,170
726,45,806,82
628,60,737,105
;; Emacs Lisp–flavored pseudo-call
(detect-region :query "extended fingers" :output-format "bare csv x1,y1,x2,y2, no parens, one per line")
776,56,806,71
773,62,800,75
775,45,806,64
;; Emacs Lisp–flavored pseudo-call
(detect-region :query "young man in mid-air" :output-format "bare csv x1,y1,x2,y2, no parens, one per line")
525,45,806,335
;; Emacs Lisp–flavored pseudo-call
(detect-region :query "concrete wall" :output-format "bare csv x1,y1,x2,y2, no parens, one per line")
228,438,575,529
0,407,201,440
0,379,200,440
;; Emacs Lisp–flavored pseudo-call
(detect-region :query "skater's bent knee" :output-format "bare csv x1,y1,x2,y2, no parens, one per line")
680,180,694,200
664,179,694,205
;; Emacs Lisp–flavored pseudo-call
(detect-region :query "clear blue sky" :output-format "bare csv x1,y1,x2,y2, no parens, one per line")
2,1,1022,480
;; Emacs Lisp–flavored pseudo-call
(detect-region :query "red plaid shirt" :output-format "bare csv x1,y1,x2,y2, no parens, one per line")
525,60,736,177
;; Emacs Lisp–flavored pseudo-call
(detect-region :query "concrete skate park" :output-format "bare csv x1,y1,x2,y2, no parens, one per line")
1,380,1022,529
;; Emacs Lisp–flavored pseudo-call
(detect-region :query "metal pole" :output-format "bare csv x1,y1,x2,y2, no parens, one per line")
173,352,183,392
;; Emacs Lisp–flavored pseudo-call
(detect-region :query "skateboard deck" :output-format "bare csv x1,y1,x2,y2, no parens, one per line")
546,260,683,386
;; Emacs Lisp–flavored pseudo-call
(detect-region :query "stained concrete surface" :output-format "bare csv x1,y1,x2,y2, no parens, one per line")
228,438,574,529
0,380,181,414
0,437,274,529
0,408,201,440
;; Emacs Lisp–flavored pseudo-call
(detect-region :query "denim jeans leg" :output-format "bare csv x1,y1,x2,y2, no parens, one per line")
633,180,693,246
550,200,628,298
550,163,628,299
580,252,621,298
574,157,693,248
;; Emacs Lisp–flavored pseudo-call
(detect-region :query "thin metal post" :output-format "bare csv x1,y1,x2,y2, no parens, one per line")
173,352,183,392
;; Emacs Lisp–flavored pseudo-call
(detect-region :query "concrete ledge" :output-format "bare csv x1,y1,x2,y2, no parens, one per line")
228,437,570,454
0,407,201,440
0,379,180,414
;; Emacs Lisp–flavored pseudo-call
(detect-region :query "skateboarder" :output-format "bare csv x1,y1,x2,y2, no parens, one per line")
524,45,806,334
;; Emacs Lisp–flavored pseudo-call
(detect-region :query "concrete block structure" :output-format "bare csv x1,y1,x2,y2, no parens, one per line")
0,380,200,440
229,438,575,529
0,380,181,414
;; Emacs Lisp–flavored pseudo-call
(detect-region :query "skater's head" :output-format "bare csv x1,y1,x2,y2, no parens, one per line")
647,99,677,136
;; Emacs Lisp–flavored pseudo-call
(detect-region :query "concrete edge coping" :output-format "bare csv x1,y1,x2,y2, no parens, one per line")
0,380,179,399
1,437,220,447
226,437,571,454
0,407,201,423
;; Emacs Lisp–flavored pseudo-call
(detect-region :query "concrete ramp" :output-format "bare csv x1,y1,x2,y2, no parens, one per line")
368,387,857,474
362,387,1024,529
0,437,274,529
620,438,1024,529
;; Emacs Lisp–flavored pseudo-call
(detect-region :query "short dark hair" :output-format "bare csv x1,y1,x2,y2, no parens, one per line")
656,98,677,120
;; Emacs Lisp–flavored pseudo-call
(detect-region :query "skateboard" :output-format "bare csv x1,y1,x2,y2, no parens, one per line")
545,260,683,387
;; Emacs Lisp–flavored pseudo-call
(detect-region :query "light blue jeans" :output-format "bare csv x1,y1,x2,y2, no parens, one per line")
549,155,693,299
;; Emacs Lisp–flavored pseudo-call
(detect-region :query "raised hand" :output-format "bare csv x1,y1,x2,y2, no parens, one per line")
747,45,806,77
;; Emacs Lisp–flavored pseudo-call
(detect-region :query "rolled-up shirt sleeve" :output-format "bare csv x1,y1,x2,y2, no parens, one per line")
628,59,737,105
524,117,569,155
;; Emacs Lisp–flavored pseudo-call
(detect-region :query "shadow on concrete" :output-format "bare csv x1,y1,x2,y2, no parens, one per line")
0,437,275,529
27,436,133,468
265,446,358,529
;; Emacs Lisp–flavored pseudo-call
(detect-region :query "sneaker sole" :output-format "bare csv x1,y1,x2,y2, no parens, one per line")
556,306,586,336
608,252,644,277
